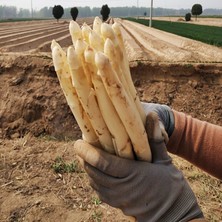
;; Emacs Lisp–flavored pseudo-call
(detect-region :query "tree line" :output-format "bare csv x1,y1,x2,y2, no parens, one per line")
0,5,222,19
52,4,111,22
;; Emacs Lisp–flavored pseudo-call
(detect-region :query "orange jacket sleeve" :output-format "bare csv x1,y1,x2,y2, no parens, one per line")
167,110,222,180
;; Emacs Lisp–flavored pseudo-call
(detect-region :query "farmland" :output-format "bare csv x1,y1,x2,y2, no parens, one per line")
126,17,222,46
0,17,222,221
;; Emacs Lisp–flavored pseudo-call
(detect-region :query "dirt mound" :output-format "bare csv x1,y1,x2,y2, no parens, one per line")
0,53,81,140
1,53,222,140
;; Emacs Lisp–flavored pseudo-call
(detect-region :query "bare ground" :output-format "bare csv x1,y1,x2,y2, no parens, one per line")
0,18,222,221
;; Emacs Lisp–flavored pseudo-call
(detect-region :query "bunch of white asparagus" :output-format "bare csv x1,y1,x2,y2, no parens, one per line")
51,17,151,162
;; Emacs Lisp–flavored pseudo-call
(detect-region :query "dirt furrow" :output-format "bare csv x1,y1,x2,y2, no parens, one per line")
120,24,159,62
0,29,70,52
0,22,62,34
0,18,93,53
122,20,222,63
35,34,72,53
0,26,68,47
126,20,222,63
121,20,196,62
0,24,67,42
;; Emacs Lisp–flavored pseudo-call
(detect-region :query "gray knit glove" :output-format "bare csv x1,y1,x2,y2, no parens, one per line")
74,113,204,222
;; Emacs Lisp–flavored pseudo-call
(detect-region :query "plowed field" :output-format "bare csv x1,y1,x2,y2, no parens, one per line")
0,17,222,221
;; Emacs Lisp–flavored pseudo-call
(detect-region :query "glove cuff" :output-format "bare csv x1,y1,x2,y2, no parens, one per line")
159,181,204,222
159,105,175,138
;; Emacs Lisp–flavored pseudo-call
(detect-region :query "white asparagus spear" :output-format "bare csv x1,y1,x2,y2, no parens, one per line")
69,20,82,47
81,23,92,44
84,47,134,159
95,52,151,162
93,16,102,36
75,39,92,87
51,44,99,145
113,22,147,124
101,23,146,125
104,38,134,104
67,46,115,154
89,30,104,52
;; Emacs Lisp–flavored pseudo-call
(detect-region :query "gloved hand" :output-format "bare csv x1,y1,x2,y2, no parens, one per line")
74,112,204,222
142,102,175,138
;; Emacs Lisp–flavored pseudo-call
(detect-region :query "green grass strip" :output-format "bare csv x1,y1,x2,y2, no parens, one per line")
125,18,222,47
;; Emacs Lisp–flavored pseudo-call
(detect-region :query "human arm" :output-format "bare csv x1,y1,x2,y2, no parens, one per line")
167,110,222,180
142,102,222,180
74,112,204,222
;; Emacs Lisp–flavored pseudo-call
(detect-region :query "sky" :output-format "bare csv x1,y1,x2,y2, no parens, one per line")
1,0,222,10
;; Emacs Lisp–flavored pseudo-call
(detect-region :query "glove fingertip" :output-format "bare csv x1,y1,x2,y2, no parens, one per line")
76,155,85,167
146,112,163,141
146,112,171,163
74,139,101,167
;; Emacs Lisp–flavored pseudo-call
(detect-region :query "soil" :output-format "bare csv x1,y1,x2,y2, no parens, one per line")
0,18,222,221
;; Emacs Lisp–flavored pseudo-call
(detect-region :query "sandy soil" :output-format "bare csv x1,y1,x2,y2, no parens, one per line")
0,18,222,221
